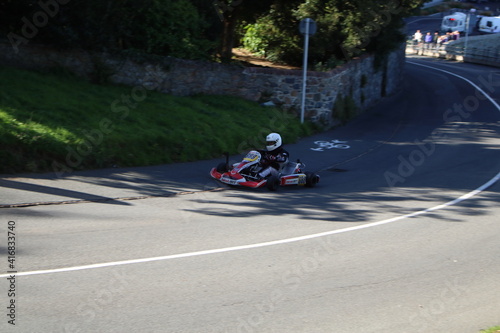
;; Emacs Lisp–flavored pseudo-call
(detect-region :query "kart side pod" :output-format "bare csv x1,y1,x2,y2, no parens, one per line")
266,171,319,191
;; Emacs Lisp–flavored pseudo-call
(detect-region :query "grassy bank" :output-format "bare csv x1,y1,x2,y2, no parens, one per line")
0,66,316,175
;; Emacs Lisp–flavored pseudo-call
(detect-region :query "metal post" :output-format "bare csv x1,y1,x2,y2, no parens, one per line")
300,19,310,124
464,12,469,60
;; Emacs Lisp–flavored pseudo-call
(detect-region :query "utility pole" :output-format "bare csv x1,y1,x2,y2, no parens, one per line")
299,18,317,124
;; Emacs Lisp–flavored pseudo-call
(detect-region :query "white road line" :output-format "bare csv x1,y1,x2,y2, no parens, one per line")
407,61,500,110
2,62,499,278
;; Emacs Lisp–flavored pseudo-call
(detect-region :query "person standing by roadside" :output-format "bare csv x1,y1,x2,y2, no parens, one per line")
424,32,433,49
413,29,423,46
432,31,439,50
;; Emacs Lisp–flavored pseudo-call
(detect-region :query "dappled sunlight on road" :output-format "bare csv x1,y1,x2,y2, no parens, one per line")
183,182,500,225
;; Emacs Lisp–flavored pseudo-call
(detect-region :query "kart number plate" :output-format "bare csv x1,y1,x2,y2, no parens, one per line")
221,176,239,185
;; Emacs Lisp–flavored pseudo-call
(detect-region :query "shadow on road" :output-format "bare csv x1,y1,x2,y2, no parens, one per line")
183,182,500,224
0,178,132,207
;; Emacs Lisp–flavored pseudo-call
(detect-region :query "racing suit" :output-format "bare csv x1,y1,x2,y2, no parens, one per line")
258,146,289,178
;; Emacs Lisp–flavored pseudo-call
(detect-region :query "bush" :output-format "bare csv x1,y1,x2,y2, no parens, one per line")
333,94,357,124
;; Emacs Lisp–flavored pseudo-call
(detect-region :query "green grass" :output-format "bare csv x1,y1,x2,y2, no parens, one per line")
0,66,316,174
481,326,500,333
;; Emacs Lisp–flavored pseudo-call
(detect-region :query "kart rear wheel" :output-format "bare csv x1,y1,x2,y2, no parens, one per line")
216,162,229,173
267,175,280,191
305,172,319,187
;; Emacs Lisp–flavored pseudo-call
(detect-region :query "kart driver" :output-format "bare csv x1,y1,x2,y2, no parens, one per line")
258,132,289,179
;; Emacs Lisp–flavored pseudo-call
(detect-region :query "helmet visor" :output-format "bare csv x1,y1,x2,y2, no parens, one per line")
266,140,278,146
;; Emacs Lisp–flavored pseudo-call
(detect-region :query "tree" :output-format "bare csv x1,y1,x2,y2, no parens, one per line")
0,0,430,63
1,0,215,59
241,0,430,67
212,0,295,62
136,0,214,59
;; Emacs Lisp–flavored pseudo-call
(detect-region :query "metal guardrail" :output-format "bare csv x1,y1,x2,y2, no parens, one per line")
406,40,500,67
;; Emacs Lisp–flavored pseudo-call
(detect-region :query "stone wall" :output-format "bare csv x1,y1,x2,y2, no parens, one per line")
0,41,405,123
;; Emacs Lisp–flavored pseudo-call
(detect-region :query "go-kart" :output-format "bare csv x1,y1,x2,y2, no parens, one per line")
210,150,319,191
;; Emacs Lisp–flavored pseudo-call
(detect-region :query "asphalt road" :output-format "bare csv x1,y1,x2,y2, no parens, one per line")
1,57,499,333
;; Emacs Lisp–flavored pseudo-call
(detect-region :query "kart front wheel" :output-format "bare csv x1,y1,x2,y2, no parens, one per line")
267,175,280,191
305,172,319,187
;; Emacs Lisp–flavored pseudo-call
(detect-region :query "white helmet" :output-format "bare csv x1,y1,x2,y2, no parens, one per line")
266,133,282,151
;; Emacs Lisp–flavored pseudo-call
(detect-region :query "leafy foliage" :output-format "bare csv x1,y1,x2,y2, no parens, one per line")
334,93,357,124
136,0,214,59
241,0,429,68
1,0,216,60
0,0,429,64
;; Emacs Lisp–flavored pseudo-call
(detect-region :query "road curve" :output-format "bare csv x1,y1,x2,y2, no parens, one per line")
1,57,499,333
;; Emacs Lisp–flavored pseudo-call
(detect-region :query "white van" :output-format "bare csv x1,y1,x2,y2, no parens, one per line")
441,12,467,33
478,16,500,34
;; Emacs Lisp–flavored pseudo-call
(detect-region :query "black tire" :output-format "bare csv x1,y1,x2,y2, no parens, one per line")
305,172,319,187
216,162,229,173
267,175,280,191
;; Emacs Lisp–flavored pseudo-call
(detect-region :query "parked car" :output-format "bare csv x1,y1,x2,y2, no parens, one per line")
478,16,500,33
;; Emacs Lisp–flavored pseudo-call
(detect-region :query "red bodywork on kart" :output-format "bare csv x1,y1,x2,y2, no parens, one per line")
209,151,319,190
